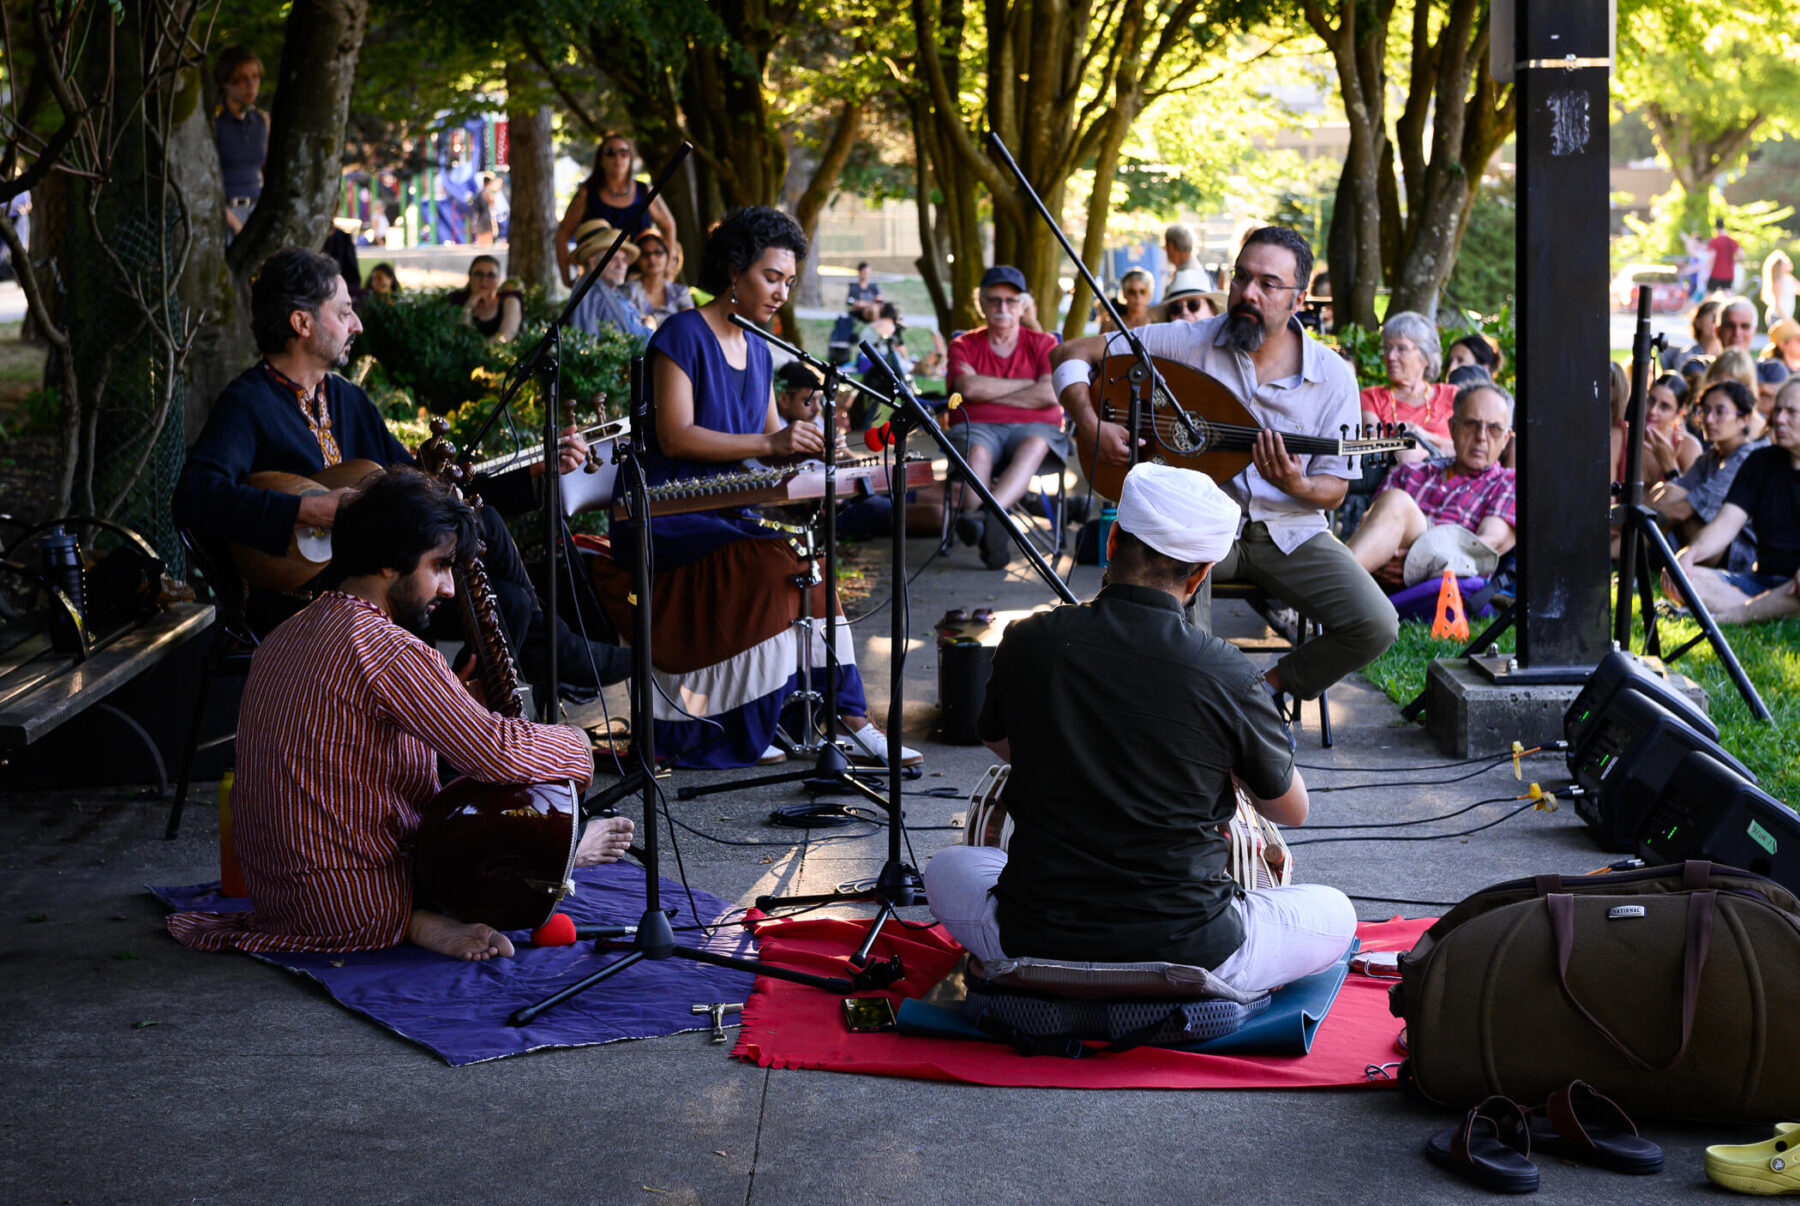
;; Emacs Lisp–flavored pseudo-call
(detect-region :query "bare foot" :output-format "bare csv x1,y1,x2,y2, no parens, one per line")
406,909,516,961
573,815,635,867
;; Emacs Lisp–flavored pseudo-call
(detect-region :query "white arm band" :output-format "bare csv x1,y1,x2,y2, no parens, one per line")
1051,359,1093,398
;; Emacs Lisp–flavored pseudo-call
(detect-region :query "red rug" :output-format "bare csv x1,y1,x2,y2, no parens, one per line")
733,916,1432,1090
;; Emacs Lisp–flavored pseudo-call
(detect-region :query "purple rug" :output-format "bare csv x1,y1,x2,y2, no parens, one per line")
150,861,756,1066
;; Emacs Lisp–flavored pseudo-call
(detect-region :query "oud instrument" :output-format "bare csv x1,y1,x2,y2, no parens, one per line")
1082,355,1415,501
410,420,581,932
230,459,385,592
615,454,936,520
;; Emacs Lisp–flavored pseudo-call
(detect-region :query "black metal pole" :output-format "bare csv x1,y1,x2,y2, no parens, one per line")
1615,286,1655,648
984,133,1199,453
463,145,692,457
1512,0,1612,676
866,341,1079,606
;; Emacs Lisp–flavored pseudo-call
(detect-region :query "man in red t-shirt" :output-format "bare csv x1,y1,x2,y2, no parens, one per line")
946,265,1069,568
1707,218,1740,293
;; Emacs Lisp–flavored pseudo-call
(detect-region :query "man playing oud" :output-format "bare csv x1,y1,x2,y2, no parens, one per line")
167,470,633,960
1051,226,1397,713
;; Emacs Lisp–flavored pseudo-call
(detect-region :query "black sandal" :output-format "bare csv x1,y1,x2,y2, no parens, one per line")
1426,1095,1540,1193
1528,1080,1663,1175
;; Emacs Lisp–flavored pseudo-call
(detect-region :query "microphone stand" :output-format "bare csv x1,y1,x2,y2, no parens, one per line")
509,356,858,1027
1610,289,1769,719
674,316,897,804
985,132,1204,486
455,143,691,717
736,332,1079,970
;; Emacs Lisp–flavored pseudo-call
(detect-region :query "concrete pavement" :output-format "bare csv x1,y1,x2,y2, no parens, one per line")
0,510,1757,1204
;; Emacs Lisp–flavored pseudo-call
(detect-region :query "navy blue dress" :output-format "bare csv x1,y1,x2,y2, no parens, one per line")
602,309,868,767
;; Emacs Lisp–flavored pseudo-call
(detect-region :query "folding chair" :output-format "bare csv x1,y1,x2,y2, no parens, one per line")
164,529,264,839
1211,580,1333,748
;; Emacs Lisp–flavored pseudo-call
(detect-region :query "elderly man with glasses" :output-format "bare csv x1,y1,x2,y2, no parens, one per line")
1052,226,1396,713
945,264,1070,569
1347,382,1518,586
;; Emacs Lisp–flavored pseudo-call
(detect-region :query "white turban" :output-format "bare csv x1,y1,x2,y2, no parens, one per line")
1115,462,1240,564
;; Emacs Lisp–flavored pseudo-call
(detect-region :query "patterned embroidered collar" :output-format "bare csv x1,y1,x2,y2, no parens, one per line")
261,359,342,466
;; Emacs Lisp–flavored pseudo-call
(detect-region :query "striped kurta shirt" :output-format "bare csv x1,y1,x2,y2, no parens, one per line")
167,591,593,953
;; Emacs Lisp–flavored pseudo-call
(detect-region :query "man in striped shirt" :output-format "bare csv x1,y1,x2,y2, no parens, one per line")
169,470,629,961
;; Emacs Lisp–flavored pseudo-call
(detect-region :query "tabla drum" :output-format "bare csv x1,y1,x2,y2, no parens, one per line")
961,764,1292,890
412,778,580,930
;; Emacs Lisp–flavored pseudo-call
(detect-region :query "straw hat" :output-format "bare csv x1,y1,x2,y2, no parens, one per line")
1403,524,1499,587
1157,268,1214,321
1768,317,1800,349
573,219,638,269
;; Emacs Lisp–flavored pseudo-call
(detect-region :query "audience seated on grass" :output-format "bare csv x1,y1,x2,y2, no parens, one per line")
1641,372,1703,482
1707,348,1766,439
1666,378,1800,624
1651,379,1766,572
1347,382,1516,591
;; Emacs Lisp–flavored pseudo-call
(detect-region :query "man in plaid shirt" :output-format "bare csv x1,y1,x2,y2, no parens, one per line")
1348,382,1517,586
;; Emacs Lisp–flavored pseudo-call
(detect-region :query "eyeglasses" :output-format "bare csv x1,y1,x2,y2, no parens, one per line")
1230,269,1301,294
470,269,499,279
1168,297,1207,315
603,147,633,158
982,294,1024,310
1451,418,1508,439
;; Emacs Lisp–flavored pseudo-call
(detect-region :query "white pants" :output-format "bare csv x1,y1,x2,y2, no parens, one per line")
923,845,1358,996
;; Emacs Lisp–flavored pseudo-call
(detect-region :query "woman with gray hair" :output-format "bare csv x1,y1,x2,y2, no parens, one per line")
1360,310,1457,464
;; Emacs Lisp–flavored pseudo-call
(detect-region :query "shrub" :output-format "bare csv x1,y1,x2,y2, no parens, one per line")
356,290,643,420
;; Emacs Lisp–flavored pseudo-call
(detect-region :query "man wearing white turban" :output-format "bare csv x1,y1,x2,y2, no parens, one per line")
923,463,1357,993
1050,225,1398,707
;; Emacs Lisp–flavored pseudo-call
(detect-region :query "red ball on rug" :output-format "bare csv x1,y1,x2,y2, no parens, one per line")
531,913,578,947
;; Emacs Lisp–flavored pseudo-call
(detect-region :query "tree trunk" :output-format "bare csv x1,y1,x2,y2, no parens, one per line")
228,0,371,278
173,60,247,441
504,76,557,295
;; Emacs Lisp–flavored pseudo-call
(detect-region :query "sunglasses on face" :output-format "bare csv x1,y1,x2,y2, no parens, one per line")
603,147,632,158
1169,298,1207,315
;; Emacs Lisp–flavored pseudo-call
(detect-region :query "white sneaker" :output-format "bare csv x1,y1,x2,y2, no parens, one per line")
842,722,923,767
757,745,788,765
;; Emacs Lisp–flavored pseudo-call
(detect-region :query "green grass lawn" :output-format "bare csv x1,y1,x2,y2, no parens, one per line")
1363,606,1800,805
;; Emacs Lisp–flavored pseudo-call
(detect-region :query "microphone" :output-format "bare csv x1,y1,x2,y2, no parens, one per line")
864,394,961,451
528,913,637,946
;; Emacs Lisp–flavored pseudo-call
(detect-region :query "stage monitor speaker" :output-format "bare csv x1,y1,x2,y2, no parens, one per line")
1564,649,1716,756
1568,690,1754,853
1640,751,1800,894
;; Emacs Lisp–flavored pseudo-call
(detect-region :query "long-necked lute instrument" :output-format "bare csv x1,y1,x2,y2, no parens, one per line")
411,420,582,931
1083,354,1415,501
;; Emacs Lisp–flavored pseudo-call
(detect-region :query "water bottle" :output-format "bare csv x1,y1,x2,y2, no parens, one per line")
1097,505,1118,567
37,526,86,653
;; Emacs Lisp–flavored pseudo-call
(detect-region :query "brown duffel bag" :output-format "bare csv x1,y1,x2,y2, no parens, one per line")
1390,860,1800,1122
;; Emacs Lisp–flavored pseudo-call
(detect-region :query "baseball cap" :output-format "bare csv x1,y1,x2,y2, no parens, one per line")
979,265,1027,292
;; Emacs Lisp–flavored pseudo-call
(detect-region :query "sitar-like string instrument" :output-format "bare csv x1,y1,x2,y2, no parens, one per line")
410,420,583,931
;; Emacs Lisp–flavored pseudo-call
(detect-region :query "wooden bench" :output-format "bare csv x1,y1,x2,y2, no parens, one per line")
0,602,216,793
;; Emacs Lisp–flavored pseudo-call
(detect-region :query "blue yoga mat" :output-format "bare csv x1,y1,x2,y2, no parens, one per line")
898,941,1357,1056
151,861,755,1066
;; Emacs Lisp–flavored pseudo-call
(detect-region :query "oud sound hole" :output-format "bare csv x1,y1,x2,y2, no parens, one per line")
1158,409,1207,454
